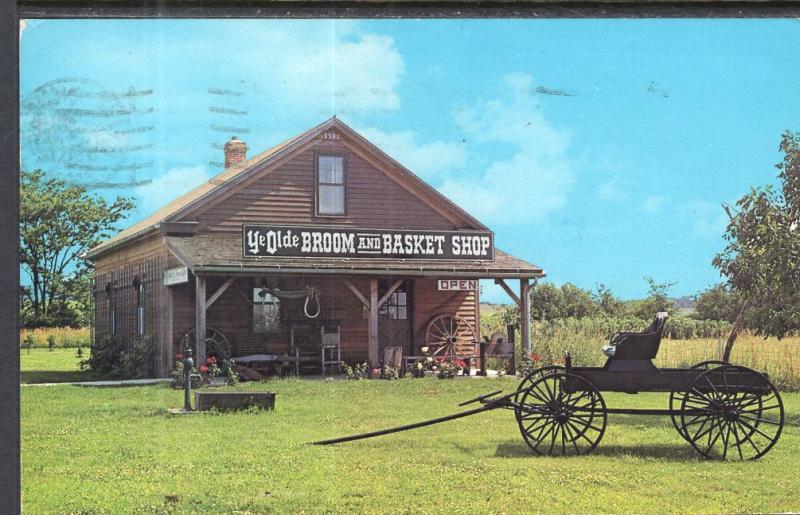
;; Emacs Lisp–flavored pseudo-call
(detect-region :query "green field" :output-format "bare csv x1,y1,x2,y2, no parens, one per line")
20,348,101,384
21,378,800,513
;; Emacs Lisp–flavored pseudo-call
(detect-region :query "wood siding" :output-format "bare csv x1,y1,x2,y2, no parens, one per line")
191,135,460,232
92,234,170,376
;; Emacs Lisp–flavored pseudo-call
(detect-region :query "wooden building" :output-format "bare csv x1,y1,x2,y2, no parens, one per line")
85,118,544,377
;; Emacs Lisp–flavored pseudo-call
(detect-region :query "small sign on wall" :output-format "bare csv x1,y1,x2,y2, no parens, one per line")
438,279,477,291
163,266,189,286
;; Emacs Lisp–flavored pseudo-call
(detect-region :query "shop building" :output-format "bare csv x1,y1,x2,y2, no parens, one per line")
85,118,544,376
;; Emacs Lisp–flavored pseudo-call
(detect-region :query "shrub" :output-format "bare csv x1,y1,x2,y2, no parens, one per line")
343,362,369,380
80,334,156,379
436,361,460,379
170,356,239,388
381,365,399,380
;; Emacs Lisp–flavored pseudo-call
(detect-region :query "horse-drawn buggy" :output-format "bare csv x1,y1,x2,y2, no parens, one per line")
314,313,784,461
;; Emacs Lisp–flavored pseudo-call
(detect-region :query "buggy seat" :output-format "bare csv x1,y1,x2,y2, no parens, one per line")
601,312,668,361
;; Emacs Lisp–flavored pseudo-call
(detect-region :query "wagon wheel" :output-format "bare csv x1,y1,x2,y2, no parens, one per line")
670,360,730,441
181,327,231,360
679,365,784,461
515,371,607,456
424,314,477,357
515,365,565,404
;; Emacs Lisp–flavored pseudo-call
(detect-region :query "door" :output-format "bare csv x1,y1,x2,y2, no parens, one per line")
378,280,412,359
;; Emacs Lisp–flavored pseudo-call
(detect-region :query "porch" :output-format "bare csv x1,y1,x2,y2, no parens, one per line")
161,233,543,376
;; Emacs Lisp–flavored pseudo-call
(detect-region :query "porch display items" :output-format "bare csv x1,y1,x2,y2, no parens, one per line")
313,313,784,461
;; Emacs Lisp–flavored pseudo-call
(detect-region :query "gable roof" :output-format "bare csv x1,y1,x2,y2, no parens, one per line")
86,117,487,259
165,234,545,279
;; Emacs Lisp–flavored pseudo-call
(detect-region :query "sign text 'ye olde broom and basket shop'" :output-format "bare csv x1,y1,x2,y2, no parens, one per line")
243,225,494,261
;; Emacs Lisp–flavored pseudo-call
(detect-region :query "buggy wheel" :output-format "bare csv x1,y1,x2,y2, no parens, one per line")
670,360,730,441
680,365,783,461
515,365,565,404
515,372,606,456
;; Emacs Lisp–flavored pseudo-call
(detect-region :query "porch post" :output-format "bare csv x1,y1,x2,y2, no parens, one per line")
368,278,379,368
520,278,531,356
163,286,174,375
195,275,207,364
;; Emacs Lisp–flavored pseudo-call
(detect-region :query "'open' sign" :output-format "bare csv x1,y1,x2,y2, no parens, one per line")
437,279,477,291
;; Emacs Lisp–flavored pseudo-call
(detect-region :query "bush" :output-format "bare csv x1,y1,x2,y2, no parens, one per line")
80,334,156,379
435,361,458,379
170,356,239,388
343,362,369,380
381,365,399,380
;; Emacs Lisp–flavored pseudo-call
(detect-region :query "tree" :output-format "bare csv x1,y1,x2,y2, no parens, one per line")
693,283,741,322
559,283,597,319
627,277,677,320
20,170,134,327
592,283,624,317
530,282,596,321
713,131,800,361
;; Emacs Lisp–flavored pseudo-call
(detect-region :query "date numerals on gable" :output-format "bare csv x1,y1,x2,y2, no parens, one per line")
323,131,340,141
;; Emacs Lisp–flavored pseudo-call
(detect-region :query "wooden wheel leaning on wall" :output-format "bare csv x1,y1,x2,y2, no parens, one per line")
180,326,232,360
424,314,477,357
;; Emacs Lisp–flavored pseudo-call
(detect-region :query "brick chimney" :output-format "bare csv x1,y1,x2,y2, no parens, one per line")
224,136,247,168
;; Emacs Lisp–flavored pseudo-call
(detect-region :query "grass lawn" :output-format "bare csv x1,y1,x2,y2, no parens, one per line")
21,377,800,513
20,348,102,384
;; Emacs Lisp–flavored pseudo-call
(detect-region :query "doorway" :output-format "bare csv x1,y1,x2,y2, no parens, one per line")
378,279,412,357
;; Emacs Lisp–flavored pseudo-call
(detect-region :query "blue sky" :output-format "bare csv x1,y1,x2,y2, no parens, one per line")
19,19,800,302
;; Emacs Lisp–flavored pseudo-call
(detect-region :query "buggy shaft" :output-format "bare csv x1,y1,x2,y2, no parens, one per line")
311,395,514,446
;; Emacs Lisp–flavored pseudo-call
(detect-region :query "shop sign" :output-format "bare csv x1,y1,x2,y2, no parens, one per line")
438,279,477,291
243,225,494,261
163,266,189,286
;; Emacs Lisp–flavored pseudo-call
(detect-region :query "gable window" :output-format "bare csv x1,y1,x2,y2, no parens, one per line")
317,155,345,215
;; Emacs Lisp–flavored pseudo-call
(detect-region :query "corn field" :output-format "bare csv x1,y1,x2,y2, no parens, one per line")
19,327,91,349
481,313,800,391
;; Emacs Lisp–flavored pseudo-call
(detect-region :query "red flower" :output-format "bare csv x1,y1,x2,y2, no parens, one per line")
207,356,217,365
199,365,209,373
531,353,542,363
454,359,467,369
174,353,184,361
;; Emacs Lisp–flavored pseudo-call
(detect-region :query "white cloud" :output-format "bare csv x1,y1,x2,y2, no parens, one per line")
355,126,466,180
683,199,729,239
134,166,213,218
210,23,405,115
596,180,627,201
441,73,575,225
640,195,665,214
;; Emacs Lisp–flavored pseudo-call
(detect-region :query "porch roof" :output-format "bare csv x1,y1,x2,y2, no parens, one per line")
165,234,545,279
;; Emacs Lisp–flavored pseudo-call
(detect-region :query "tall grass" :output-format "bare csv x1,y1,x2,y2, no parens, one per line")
19,327,91,349
480,314,800,391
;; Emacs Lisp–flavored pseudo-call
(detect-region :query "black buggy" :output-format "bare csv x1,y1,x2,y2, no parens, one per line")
513,312,784,460
315,313,784,461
